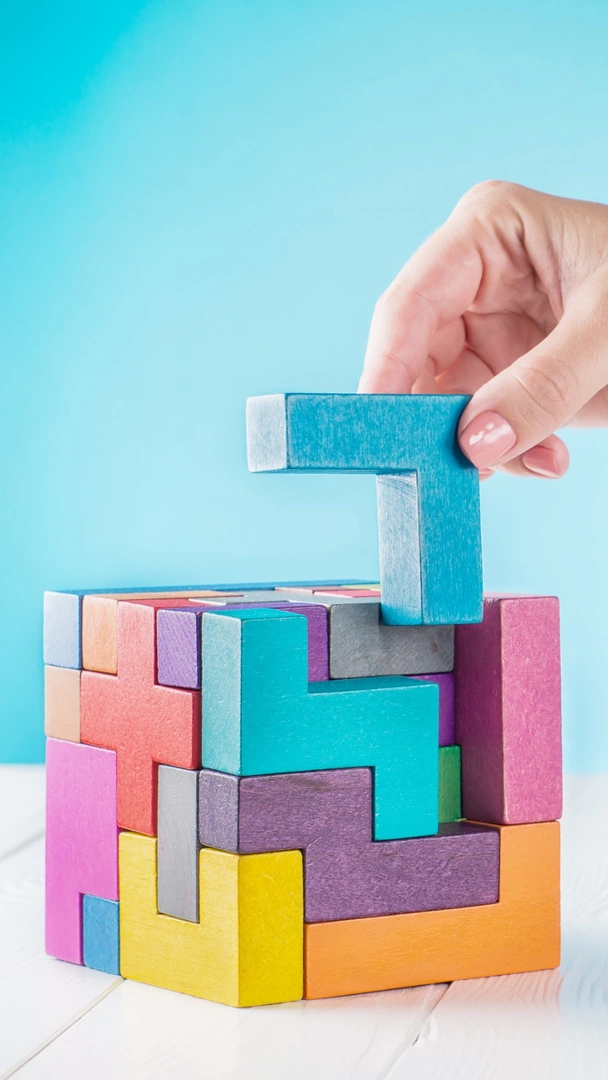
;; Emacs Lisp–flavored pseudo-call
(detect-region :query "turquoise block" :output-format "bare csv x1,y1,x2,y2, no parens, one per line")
246,393,482,625
82,895,120,975
202,608,439,840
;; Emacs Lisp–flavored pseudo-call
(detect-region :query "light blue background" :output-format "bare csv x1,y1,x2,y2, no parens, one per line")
1,0,607,766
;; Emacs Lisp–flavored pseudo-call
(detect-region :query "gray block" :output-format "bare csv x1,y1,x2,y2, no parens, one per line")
328,602,454,678
157,765,200,923
43,591,82,669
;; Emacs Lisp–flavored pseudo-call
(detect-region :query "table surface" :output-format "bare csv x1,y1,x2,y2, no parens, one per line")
0,768,606,1080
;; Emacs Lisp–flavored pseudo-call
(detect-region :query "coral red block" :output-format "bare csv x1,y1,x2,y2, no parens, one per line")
81,601,200,835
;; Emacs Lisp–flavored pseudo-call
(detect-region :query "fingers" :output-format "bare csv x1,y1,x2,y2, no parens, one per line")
359,202,486,393
458,269,608,469
478,435,570,481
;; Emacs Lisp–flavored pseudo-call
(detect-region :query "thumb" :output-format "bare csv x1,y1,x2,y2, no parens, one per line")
458,270,608,470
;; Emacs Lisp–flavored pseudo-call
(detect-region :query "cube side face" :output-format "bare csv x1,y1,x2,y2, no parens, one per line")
43,592,81,668
246,395,288,471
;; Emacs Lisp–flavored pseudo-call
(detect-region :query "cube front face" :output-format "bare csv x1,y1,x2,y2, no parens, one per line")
44,580,562,1006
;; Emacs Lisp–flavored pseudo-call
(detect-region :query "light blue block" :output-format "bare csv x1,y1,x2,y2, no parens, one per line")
82,895,120,975
202,608,439,840
246,393,482,625
43,591,82,668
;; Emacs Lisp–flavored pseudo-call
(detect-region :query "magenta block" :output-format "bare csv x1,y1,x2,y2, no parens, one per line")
455,594,562,824
411,673,455,745
199,768,499,921
46,739,118,965
156,601,328,688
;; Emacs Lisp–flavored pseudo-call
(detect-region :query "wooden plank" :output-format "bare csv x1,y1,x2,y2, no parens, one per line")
305,821,560,998
202,608,439,840
45,739,118,964
119,833,303,1007
157,765,200,923
328,602,454,679
83,896,120,975
0,837,121,1079
455,595,562,824
413,673,455,745
0,764,45,860
246,393,482,625
80,601,200,835
44,666,81,743
156,601,329,689
199,768,497,921
12,979,449,1080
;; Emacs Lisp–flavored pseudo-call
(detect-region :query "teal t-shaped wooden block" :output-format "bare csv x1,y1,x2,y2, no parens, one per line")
201,608,439,840
246,393,482,625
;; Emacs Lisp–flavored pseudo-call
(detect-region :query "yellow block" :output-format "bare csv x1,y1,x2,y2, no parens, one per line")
119,832,303,1006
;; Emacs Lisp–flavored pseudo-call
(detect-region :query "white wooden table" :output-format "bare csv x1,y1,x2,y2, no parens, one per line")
1,768,606,1079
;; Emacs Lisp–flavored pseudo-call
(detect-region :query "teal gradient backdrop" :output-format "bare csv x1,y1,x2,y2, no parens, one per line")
1,0,607,766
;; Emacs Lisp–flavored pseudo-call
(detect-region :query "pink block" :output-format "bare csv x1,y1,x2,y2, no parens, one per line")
455,594,562,824
45,738,118,964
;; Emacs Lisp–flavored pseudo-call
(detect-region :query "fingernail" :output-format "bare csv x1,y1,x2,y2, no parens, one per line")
521,447,563,478
459,411,517,468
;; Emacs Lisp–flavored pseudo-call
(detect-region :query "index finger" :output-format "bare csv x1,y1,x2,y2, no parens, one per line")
358,208,484,393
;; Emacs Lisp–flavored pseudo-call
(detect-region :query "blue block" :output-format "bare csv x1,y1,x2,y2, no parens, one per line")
246,394,482,625
202,608,439,840
82,895,120,975
43,592,82,668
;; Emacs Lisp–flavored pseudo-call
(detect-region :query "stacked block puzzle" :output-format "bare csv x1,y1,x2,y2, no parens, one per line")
44,394,562,1005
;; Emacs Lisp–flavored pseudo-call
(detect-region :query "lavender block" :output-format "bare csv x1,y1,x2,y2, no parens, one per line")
156,602,329,688
411,673,455,746
198,768,499,922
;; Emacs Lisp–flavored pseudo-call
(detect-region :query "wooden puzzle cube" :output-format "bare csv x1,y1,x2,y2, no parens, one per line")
44,395,562,1006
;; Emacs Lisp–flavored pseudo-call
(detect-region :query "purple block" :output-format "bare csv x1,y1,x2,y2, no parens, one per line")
411,673,455,746
199,768,499,922
157,602,329,688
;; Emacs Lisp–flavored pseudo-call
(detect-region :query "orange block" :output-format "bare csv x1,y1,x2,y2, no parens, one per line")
82,592,240,674
44,665,81,742
305,821,560,999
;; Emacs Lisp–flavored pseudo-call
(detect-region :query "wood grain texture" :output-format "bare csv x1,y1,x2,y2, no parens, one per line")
305,821,560,998
156,600,329,689
119,832,303,1006
44,665,81,742
455,594,562,824
202,608,439,840
199,768,497,921
82,595,118,673
328,601,454,679
157,765,200,923
80,601,200,835
43,591,81,669
83,896,120,975
246,393,482,625
438,745,462,822
45,739,118,964
413,673,455,745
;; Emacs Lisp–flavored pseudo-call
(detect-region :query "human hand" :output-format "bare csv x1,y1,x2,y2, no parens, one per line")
359,181,608,478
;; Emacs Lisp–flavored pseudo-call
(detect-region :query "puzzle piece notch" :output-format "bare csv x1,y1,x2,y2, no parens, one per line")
246,394,482,625
202,608,439,840
327,602,454,679
455,594,562,824
119,832,303,1006
198,767,496,922
80,601,200,835
45,739,118,964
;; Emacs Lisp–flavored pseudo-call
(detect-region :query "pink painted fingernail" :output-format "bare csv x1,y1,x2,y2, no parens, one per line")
521,447,563,478
459,411,517,468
